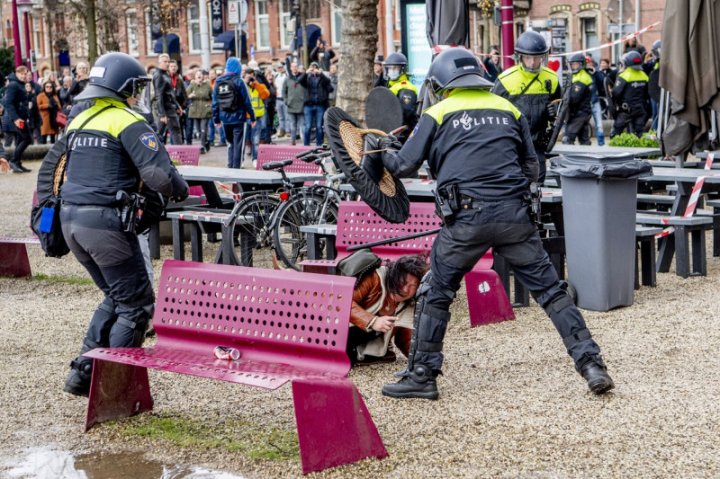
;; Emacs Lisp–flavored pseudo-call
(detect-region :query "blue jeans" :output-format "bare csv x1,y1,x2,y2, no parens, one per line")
224,123,246,169
651,99,659,131
209,120,226,145
251,115,267,160
303,104,326,146
591,101,605,146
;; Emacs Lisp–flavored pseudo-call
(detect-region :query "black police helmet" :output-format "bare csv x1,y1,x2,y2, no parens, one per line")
622,50,644,70
75,52,150,102
652,39,661,59
568,53,586,65
426,48,493,93
384,52,408,67
515,31,550,56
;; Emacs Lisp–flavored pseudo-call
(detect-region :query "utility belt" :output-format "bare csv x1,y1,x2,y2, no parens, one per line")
435,183,538,226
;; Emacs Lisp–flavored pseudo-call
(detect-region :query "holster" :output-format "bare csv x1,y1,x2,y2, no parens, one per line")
116,190,146,234
529,183,542,227
433,184,461,225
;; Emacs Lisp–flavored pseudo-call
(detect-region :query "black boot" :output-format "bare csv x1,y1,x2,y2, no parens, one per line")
382,364,439,400
580,357,614,395
18,163,31,172
9,161,25,173
63,358,93,397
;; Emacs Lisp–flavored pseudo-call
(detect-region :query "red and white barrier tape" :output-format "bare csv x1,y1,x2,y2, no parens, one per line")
655,153,716,238
217,182,242,201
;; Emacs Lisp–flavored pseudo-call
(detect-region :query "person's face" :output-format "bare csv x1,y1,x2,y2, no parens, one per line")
520,54,544,73
44,84,53,93
600,60,610,70
63,78,72,88
25,82,32,92
491,51,500,64
169,63,178,74
16,71,27,82
158,56,170,70
76,64,88,77
389,274,420,303
570,61,583,72
291,62,299,75
195,70,204,82
209,69,217,80
373,63,383,75
329,64,337,75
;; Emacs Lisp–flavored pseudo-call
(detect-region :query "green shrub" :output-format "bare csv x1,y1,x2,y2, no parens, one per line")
608,131,659,148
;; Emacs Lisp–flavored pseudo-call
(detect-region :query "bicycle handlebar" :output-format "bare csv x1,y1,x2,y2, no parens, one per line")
262,159,294,171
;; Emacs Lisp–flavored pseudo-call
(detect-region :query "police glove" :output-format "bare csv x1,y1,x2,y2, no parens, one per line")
546,100,559,118
171,174,190,202
361,134,387,184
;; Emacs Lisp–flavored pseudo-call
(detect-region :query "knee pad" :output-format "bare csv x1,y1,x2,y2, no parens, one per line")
109,301,154,348
541,290,574,316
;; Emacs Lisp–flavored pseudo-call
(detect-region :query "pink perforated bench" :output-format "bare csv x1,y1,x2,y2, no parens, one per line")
301,201,515,327
82,260,387,474
256,145,321,173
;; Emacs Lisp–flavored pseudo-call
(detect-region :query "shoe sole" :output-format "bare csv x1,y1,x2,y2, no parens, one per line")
589,379,615,395
381,389,439,400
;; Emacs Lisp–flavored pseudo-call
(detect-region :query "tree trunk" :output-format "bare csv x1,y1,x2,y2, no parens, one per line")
85,0,98,63
337,0,378,122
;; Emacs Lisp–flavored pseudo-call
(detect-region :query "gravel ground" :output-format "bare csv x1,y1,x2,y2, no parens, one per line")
1,148,720,478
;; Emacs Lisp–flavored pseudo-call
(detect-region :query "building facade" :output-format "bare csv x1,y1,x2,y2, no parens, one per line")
1,0,664,79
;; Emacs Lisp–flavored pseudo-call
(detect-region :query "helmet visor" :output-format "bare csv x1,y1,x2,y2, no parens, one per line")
519,54,547,73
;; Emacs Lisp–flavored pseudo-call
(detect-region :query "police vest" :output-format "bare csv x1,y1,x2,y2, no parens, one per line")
616,68,649,110
493,65,560,139
62,98,171,206
389,75,419,126
249,87,265,118
570,69,593,115
420,89,532,199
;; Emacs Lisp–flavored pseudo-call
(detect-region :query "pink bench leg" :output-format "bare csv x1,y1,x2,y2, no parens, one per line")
0,243,32,278
292,378,388,474
465,269,516,327
85,359,154,432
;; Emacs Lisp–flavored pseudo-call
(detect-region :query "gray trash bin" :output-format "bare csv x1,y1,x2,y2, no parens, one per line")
550,153,652,311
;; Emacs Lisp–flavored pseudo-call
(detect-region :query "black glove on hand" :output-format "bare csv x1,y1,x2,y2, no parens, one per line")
546,101,559,118
360,134,385,184
382,134,403,151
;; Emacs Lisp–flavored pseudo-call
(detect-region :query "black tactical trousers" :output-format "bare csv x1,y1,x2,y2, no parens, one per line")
415,199,601,372
611,110,647,137
60,205,154,357
564,113,592,145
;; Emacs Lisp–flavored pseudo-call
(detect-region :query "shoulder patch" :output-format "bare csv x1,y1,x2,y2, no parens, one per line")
139,132,159,151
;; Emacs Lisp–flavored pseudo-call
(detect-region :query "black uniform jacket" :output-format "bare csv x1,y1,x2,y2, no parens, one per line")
61,98,188,206
384,88,538,200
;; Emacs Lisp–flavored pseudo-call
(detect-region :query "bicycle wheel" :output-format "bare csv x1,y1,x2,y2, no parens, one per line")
233,194,281,266
271,191,338,270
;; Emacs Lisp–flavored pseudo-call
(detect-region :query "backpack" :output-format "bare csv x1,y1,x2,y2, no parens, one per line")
217,77,241,112
337,248,382,285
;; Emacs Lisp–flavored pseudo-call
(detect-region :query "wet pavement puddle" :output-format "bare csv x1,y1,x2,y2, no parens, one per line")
2,446,246,479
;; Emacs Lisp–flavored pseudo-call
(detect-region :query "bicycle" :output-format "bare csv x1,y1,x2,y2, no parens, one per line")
270,146,349,270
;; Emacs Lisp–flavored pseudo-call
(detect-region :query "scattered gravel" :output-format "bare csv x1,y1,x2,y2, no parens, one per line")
1,151,720,478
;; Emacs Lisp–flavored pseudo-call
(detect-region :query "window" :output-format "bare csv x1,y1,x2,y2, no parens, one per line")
126,9,139,56
279,0,294,50
187,5,201,53
255,0,270,50
145,9,157,56
306,0,321,19
331,0,342,46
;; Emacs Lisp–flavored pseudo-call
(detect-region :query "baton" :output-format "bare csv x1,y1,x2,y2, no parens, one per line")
346,228,442,252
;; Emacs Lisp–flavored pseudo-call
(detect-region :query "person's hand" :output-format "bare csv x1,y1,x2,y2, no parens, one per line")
0,158,10,173
370,316,396,333
546,101,559,118
251,121,256,128
160,116,168,124
188,92,195,98
177,108,184,116
215,122,221,128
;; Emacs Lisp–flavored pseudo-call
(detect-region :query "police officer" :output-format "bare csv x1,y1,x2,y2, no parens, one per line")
492,31,560,183
364,48,614,400
610,51,650,137
384,52,419,140
61,52,189,397
563,53,594,145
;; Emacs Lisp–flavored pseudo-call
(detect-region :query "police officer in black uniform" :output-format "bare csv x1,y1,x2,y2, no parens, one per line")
384,52,419,140
563,53,594,145
364,48,614,400
492,31,561,183
610,51,650,137
61,52,189,397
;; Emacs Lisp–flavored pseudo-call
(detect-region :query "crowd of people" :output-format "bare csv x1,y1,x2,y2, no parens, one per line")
0,38,340,172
